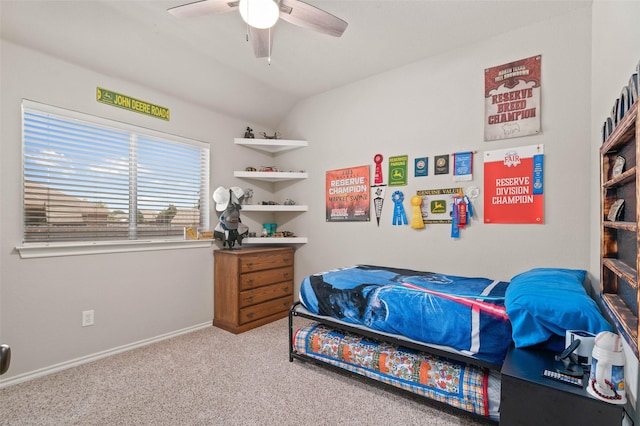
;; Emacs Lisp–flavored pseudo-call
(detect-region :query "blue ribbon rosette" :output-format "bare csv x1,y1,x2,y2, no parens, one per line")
392,191,408,225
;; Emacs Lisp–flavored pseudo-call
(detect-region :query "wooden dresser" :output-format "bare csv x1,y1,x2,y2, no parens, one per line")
213,246,294,333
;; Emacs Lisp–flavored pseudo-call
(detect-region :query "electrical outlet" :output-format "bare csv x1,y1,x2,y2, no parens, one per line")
82,310,94,327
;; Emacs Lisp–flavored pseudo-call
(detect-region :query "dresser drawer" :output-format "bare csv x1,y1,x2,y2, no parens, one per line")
240,267,293,290
239,295,292,324
239,250,293,273
240,281,292,308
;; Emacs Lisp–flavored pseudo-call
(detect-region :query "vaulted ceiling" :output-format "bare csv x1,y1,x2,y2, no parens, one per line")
1,0,590,127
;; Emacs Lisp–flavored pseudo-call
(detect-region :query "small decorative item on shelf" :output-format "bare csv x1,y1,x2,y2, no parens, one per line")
612,156,626,179
271,231,295,238
629,72,638,104
244,127,255,138
260,200,280,205
263,223,277,236
601,61,640,142
284,198,296,205
260,131,281,139
184,227,198,240
198,231,213,240
245,166,257,172
243,188,254,204
608,199,625,222
259,166,279,172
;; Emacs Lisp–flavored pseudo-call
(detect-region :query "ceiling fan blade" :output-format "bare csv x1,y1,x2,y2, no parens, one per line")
249,27,272,58
279,0,348,37
168,0,238,18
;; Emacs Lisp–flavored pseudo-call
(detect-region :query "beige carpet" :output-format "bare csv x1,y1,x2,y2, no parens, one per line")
0,317,488,425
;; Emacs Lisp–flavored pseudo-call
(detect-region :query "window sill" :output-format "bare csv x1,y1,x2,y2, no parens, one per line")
15,239,213,259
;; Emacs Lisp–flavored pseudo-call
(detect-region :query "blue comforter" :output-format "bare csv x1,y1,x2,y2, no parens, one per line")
299,265,512,365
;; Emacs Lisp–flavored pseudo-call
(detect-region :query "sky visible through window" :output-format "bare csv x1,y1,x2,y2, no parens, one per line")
24,110,202,213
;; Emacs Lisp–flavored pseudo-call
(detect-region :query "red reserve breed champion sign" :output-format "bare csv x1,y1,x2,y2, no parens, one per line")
484,55,541,141
484,144,544,224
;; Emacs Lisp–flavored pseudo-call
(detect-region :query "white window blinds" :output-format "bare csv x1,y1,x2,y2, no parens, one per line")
22,100,209,243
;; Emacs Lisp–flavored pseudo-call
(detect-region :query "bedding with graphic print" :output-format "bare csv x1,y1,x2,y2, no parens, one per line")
299,265,511,365
293,322,495,418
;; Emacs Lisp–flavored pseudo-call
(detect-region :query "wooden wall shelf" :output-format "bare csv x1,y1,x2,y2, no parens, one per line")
600,100,640,358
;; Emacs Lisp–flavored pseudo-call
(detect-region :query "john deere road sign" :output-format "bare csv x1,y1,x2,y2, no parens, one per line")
97,87,170,121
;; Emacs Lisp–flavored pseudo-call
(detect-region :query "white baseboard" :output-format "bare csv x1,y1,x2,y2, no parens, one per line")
0,322,211,389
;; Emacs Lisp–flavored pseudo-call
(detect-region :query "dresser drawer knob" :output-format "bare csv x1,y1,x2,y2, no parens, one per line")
247,296,254,303
283,272,290,278
246,262,254,269
247,312,254,319
247,279,254,285
283,258,290,263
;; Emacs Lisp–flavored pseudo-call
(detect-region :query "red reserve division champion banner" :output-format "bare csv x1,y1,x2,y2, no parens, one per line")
484,144,544,224
484,55,541,141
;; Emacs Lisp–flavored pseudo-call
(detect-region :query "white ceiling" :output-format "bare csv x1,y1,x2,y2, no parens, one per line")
1,0,591,127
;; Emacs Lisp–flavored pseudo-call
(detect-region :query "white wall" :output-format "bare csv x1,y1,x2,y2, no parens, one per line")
279,7,593,284
590,0,640,419
0,40,275,383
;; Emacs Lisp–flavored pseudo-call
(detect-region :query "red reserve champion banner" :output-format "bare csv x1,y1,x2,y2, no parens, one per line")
484,144,544,224
485,55,541,141
326,165,370,222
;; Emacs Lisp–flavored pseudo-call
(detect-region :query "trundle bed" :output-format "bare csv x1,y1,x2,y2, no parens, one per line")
288,265,613,422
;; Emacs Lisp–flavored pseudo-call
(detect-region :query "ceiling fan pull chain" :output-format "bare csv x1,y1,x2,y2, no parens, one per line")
245,1,250,42
268,28,272,65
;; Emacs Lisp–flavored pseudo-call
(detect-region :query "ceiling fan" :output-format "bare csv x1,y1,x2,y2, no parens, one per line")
168,0,348,59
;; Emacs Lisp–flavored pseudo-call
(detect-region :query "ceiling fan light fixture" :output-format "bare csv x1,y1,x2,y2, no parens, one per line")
239,0,279,29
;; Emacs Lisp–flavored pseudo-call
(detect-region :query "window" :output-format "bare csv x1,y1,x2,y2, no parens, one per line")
22,100,209,245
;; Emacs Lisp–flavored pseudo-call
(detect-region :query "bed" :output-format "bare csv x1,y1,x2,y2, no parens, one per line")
288,265,613,422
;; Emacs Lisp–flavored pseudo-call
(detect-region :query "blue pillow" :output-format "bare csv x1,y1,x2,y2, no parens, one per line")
505,268,612,348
